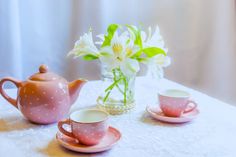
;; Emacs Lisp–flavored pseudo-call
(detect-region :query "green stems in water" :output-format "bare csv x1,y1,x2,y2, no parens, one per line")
103,77,122,102
103,68,128,105
112,69,124,95
123,75,128,105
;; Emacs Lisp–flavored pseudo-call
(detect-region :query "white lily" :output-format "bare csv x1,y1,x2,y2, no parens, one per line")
100,32,140,77
152,54,171,67
141,26,171,79
145,54,171,79
142,26,171,66
142,26,168,53
95,34,105,45
68,32,98,57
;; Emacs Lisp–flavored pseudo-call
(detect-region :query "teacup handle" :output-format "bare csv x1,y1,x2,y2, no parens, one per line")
184,100,198,113
58,119,74,138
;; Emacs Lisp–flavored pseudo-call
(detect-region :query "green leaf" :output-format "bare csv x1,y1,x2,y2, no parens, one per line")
126,25,142,48
101,36,110,48
101,24,119,47
131,49,142,58
135,57,148,62
100,51,111,57
107,24,119,37
82,54,98,61
142,47,166,57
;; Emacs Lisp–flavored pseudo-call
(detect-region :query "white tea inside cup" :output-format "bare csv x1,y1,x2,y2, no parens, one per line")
159,89,190,98
70,109,108,123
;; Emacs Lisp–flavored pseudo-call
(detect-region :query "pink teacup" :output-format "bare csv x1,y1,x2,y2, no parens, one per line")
158,89,197,117
58,109,109,146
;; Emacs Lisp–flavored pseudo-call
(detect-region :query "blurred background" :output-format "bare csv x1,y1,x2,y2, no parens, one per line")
0,0,235,105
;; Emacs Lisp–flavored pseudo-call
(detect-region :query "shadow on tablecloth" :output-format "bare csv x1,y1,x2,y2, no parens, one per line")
140,112,192,127
38,138,110,157
0,116,39,132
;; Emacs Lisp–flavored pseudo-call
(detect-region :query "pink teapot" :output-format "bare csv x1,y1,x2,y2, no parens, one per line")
0,65,87,124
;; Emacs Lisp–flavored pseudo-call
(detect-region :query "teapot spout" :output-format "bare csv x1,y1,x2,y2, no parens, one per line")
68,79,87,105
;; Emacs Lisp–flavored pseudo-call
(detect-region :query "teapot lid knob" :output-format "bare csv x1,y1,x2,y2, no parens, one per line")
39,65,49,73
29,64,63,81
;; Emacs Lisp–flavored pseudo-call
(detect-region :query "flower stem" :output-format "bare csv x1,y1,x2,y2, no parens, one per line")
103,77,122,102
103,90,112,103
104,77,121,92
103,68,130,106
113,69,124,95
123,77,128,105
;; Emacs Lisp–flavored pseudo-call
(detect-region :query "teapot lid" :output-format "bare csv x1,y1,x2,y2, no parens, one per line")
29,65,63,81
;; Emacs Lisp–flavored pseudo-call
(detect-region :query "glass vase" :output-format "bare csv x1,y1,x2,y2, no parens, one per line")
97,64,136,115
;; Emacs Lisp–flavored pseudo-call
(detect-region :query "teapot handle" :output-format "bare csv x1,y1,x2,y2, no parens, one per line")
0,77,21,108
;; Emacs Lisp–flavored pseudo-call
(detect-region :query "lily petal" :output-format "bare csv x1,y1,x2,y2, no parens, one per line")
120,58,140,77
68,31,98,57
155,54,171,67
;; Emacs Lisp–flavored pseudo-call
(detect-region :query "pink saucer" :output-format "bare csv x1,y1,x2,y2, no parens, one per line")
56,126,121,153
146,105,199,123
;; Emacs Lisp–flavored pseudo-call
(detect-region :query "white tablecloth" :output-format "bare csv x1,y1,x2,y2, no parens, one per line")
0,77,236,157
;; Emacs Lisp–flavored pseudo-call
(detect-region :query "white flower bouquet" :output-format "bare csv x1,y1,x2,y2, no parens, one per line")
69,24,170,114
